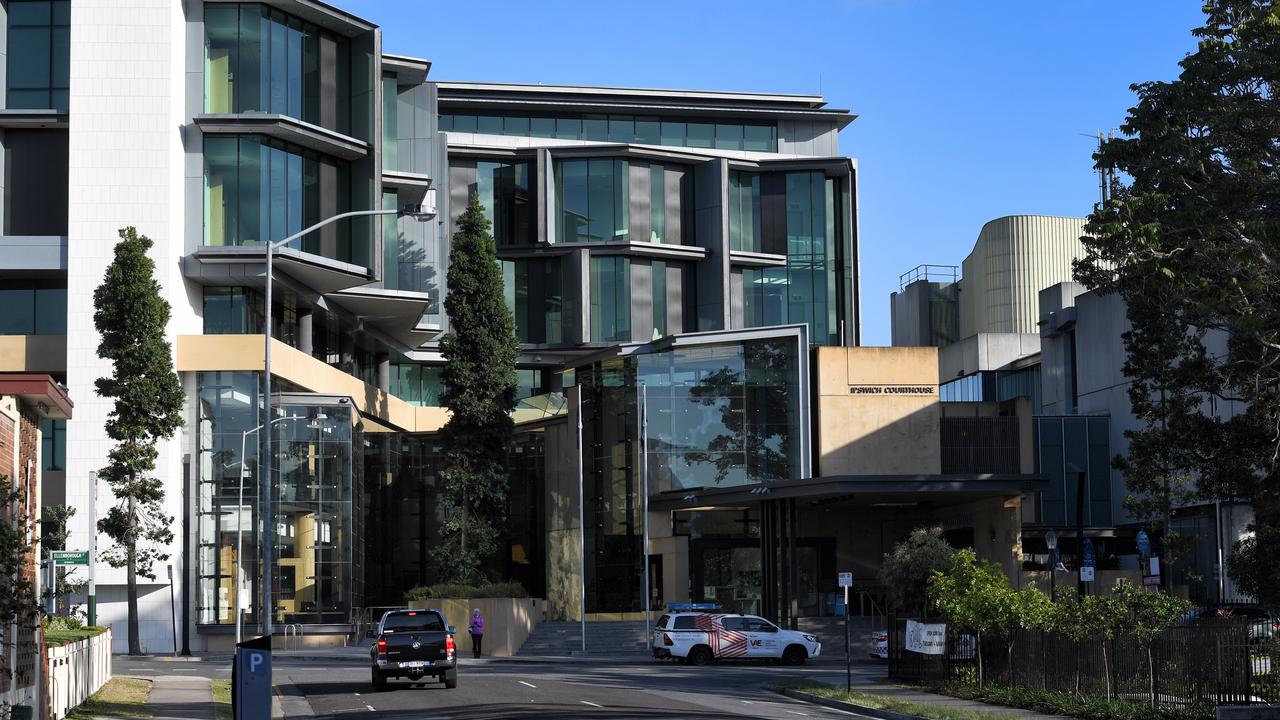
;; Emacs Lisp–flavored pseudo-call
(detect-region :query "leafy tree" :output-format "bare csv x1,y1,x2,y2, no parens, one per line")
879,526,955,614
41,504,86,616
93,226,185,655
1075,0,1280,606
930,549,1033,687
0,476,39,681
436,195,518,583
1051,589,1127,698
1112,580,1192,707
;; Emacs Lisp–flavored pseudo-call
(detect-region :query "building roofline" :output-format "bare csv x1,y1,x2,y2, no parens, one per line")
435,80,837,109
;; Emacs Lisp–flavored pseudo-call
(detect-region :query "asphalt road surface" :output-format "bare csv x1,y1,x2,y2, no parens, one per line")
117,654,875,719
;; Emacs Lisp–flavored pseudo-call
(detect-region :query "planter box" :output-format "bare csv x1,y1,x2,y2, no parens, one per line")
405,598,543,657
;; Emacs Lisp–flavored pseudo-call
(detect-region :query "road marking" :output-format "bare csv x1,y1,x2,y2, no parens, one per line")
785,711,809,717
519,680,537,689
742,699,754,704
353,693,361,696
580,700,603,708
365,705,375,712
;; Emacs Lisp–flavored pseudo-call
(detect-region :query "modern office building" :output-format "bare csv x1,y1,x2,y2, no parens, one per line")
0,0,1047,653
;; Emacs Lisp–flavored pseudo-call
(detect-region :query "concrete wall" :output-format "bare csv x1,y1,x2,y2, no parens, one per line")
939,332,1040,379
959,216,1087,338
815,346,941,476
404,598,543,657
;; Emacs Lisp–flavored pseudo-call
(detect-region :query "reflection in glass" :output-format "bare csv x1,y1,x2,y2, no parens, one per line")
555,159,629,243
440,113,777,152
589,256,630,342
476,161,533,246
6,0,69,111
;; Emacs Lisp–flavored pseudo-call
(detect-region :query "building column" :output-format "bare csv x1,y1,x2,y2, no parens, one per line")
376,353,390,392
297,309,313,356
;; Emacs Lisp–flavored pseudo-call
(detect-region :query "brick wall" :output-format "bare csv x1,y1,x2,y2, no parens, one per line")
0,398,43,695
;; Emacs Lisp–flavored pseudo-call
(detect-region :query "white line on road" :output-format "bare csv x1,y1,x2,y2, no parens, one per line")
519,680,537,688
785,711,810,717
353,693,361,696
741,699,754,704
580,701,603,708
365,705,376,712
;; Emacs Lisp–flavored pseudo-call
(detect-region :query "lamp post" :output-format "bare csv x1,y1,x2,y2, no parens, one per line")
260,206,431,639
235,415,303,646
1045,530,1059,600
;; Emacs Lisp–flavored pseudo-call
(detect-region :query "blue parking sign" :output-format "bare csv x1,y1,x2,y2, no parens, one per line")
234,636,272,720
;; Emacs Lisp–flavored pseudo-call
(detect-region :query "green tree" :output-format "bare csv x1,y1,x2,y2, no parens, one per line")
41,504,86,615
0,476,39,681
1051,589,1127,698
1074,0,1280,606
93,226,185,655
436,195,519,583
879,526,955,614
1112,580,1192,707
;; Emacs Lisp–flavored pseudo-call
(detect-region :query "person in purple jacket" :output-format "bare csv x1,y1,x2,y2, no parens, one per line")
468,608,484,658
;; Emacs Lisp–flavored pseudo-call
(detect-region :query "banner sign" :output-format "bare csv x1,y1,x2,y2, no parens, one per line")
905,620,946,655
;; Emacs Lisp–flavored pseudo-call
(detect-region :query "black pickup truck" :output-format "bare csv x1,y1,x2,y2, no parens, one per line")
370,609,458,691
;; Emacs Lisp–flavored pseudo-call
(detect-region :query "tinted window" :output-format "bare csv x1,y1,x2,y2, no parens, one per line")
383,611,445,632
744,617,777,632
657,614,670,629
672,616,698,630
719,617,745,631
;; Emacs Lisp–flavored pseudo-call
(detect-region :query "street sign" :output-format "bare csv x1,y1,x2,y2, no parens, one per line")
50,550,88,565
1080,566,1095,582
838,572,853,588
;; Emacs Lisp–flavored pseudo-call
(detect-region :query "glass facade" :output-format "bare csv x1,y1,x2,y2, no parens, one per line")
41,418,65,471
578,331,805,613
203,3,351,134
728,172,762,252
202,286,298,347
441,112,776,152
1033,416,1112,528
6,0,69,111
381,73,398,170
0,285,65,334
381,191,438,300
555,159,629,244
389,363,443,406
589,256,630,342
501,256,564,344
740,172,842,345
477,161,534,246
196,373,363,627
204,136,367,266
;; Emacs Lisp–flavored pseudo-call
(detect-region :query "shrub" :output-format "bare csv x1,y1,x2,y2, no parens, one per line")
938,682,1213,720
404,581,529,602
45,614,84,632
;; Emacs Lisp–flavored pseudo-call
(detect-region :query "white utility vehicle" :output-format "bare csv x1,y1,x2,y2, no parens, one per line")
651,608,821,666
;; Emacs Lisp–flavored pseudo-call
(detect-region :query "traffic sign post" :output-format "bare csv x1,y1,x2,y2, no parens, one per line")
839,572,853,692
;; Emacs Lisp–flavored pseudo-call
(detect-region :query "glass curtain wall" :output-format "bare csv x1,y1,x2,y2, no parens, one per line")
389,363,444,406
578,332,803,613
204,3,350,134
0,285,65,334
204,136,362,264
589,256,630,342
6,0,69,111
501,256,564,344
477,161,534,246
741,172,842,345
729,172,762,252
442,113,776,152
555,159,629,244
202,286,298,346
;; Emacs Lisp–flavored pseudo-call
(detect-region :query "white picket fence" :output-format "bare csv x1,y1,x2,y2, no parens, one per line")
46,628,112,720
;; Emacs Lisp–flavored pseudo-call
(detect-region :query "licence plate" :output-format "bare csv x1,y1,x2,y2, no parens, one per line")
400,660,430,668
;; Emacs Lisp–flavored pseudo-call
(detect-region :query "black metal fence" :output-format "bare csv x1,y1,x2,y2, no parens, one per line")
888,616,1278,707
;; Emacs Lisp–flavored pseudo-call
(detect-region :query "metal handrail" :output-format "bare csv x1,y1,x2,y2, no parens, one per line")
859,589,887,631
284,623,304,650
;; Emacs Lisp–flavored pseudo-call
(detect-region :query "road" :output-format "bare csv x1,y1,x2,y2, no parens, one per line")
116,654,878,719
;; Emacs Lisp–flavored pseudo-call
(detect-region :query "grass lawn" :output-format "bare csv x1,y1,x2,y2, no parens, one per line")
775,680,1006,720
45,626,106,647
67,676,153,720
211,679,232,720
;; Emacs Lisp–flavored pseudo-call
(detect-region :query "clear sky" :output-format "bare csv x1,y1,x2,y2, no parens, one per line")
349,0,1205,345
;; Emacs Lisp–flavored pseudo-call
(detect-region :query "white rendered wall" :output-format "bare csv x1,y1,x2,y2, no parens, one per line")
66,0,198,654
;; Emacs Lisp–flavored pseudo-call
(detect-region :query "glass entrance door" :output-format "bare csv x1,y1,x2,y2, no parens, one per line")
693,542,762,615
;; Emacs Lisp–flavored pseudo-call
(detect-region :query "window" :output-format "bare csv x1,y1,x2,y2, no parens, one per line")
672,616,698,630
6,1,69,111
649,165,666,243
382,74,398,171
555,159,629,244
476,160,533,246
204,136,361,263
383,611,445,633
0,286,64,335
439,113,777,152
202,286,297,345
590,256,630,342
652,260,667,339
390,364,443,406
501,256,564,344
729,172,762,252
204,4,348,133
41,418,65,471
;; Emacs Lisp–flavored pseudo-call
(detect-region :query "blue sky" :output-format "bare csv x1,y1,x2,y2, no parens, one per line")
351,0,1205,345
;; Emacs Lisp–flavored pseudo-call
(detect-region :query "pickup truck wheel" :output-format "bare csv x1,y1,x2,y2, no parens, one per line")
687,645,713,666
444,669,458,689
371,669,387,691
782,645,807,666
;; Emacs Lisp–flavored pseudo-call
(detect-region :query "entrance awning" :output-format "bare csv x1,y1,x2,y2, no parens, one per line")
649,473,1047,511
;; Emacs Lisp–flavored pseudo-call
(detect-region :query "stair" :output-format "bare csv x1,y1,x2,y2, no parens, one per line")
517,621,649,657
797,616,882,653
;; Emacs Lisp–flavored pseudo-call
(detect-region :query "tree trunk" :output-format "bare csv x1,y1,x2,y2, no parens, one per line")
977,630,984,688
1008,637,1015,687
127,494,141,655
1102,640,1112,701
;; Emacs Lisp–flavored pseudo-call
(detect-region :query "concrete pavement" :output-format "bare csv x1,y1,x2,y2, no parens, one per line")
142,676,215,720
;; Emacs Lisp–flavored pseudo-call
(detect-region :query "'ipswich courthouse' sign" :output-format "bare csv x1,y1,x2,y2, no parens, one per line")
849,385,936,395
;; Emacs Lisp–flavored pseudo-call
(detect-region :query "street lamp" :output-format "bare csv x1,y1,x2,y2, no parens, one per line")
261,206,433,639
233,414,303,646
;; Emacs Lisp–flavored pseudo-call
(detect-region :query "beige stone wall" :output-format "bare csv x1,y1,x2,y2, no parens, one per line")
0,335,67,373
815,346,942,476
405,598,543,657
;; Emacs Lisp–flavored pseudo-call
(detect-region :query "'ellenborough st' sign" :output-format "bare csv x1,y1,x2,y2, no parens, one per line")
848,385,936,395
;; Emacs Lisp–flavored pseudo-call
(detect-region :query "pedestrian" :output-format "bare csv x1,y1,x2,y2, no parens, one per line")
468,607,485,658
